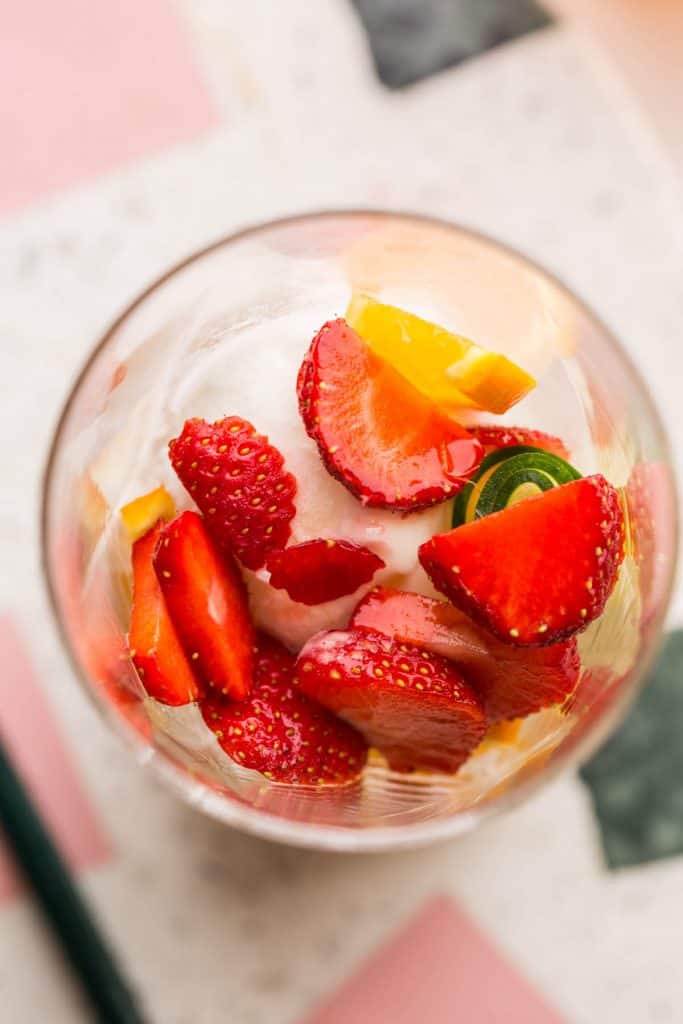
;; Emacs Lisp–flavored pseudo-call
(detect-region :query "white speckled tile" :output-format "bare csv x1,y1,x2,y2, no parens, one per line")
1,3,682,1021
550,0,683,174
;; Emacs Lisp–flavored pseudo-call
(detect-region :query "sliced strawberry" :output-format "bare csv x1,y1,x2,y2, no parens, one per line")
296,629,486,773
626,462,677,632
419,475,625,647
566,665,622,719
470,424,569,459
201,632,367,784
129,522,201,706
153,511,255,700
266,538,385,605
297,318,483,510
169,416,297,571
351,587,579,722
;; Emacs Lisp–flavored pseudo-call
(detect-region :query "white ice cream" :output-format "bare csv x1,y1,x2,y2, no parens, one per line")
163,312,451,649
71,240,627,799
82,240,596,657
83,294,450,652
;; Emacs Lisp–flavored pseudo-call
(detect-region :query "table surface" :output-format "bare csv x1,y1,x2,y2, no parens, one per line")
1,3,683,1021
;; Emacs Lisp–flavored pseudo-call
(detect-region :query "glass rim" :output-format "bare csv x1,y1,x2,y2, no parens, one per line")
40,208,680,852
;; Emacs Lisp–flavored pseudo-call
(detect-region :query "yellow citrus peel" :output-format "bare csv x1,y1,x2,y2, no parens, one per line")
346,293,536,415
120,486,175,541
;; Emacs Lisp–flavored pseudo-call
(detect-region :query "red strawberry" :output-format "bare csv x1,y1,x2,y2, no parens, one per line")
266,538,385,605
169,416,297,571
351,587,579,722
419,475,625,647
296,629,486,773
128,522,201,706
153,511,255,700
626,462,677,632
470,424,569,459
297,319,483,510
201,632,367,784
566,665,623,719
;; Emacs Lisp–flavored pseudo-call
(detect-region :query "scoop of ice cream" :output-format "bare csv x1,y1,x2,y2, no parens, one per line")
165,312,451,648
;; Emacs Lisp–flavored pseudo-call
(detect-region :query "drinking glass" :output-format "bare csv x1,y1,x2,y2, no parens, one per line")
42,211,678,851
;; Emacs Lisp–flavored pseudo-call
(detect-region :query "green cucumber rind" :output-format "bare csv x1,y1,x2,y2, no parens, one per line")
476,444,548,475
452,482,474,527
451,445,581,527
475,451,581,518
476,466,554,517
451,445,540,527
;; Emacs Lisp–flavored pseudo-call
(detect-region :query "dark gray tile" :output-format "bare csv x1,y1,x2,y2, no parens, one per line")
581,630,683,871
351,0,553,88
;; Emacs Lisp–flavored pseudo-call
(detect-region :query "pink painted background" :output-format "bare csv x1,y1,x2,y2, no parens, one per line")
304,897,566,1024
0,617,110,901
0,0,216,216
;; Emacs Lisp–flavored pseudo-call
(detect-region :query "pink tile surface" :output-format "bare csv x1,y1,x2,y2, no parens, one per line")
304,896,567,1024
0,0,216,216
0,616,110,902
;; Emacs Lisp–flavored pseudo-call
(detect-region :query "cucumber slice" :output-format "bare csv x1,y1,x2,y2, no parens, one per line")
474,444,546,480
452,446,581,526
452,445,537,525
476,451,581,518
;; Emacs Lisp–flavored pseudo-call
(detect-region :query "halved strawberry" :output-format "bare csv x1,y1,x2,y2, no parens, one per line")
266,538,385,605
565,665,622,719
351,587,580,722
129,522,201,706
296,629,486,773
201,632,367,784
297,319,483,510
470,424,569,459
419,475,625,647
153,511,254,700
169,416,297,570
626,461,677,632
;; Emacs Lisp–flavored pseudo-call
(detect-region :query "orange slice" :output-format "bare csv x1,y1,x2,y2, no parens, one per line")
487,719,523,744
346,294,536,415
120,486,175,541
476,718,524,754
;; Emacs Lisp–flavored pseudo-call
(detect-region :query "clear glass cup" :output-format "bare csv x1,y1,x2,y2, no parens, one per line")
42,211,678,851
